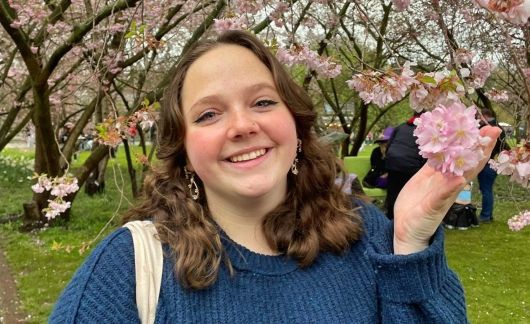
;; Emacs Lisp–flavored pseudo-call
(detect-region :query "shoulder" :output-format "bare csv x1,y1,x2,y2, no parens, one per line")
50,228,138,323
84,227,135,270
66,227,135,285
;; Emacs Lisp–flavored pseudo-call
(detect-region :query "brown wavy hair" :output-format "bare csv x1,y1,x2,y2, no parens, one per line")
123,30,362,289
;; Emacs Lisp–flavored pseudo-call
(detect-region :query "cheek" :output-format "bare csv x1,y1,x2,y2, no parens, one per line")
184,131,220,175
267,113,298,155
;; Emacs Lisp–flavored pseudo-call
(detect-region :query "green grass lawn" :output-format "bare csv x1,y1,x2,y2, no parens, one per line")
445,179,530,323
0,147,529,323
0,146,142,322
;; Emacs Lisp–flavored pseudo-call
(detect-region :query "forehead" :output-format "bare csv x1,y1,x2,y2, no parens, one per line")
181,44,276,107
188,44,269,75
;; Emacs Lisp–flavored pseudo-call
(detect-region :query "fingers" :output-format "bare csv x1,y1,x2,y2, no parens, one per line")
463,126,501,181
436,174,467,203
479,125,502,149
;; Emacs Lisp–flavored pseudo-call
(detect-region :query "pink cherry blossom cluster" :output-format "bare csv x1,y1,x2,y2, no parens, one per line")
31,174,79,220
134,105,160,131
96,103,159,148
346,65,414,108
232,0,264,15
347,61,494,112
489,141,530,187
213,16,249,33
269,2,289,27
467,59,496,89
413,102,488,176
103,51,124,75
347,63,464,111
485,88,510,102
8,0,48,29
276,45,342,78
473,0,530,25
392,0,411,12
507,210,530,231
46,21,73,43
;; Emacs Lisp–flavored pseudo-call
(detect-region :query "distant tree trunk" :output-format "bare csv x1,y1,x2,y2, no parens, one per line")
85,144,110,196
122,139,139,198
349,103,369,156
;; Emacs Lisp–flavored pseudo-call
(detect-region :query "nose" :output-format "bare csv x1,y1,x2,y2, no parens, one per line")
226,109,260,140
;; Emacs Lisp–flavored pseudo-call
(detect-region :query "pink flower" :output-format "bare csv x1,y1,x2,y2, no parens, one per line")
213,17,248,33
507,210,530,231
31,174,79,220
474,0,530,24
473,0,490,7
234,0,263,14
269,3,289,27
45,200,71,220
489,141,530,187
486,88,510,102
443,146,484,176
410,85,429,112
128,125,138,137
347,63,417,108
10,20,22,29
277,45,342,79
498,0,530,24
31,183,45,193
414,102,485,176
392,0,411,11
50,178,79,198
470,59,496,88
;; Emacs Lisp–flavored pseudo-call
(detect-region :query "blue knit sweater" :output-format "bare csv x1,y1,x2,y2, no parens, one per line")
49,202,467,323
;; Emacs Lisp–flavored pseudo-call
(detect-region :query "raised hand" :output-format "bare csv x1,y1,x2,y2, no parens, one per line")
393,125,502,254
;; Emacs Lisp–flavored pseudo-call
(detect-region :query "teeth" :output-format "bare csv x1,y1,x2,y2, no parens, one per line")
229,149,266,162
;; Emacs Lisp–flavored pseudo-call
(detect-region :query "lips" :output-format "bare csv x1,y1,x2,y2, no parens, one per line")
228,148,267,162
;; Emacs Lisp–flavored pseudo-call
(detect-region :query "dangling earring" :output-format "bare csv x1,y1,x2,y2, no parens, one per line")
184,168,199,200
291,139,302,175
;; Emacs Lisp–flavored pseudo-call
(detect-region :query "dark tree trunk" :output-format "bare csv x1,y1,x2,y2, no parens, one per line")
22,82,63,229
349,103,369,156
85,147,110,196
122,139,139,198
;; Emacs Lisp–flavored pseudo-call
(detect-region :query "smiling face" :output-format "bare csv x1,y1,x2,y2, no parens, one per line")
181,44,298,206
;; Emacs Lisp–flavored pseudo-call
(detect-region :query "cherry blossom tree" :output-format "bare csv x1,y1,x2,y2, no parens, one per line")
1,0,529,230
0,0,230,228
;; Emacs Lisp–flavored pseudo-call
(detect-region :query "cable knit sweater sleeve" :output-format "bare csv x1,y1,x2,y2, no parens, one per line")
357,201,468,324
49,228,139,324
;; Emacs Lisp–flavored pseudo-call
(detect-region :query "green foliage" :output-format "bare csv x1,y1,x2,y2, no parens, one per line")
0,149,529,323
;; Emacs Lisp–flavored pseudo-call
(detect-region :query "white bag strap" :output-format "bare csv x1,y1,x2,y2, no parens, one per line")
123,220,163,324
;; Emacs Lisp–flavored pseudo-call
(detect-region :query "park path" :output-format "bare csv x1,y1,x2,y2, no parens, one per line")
0,240,25,323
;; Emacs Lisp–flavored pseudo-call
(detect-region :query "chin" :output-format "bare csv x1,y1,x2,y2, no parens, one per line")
236,187,275,199
236,182,286,200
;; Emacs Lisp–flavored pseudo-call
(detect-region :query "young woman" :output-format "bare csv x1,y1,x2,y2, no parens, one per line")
50,31,501,323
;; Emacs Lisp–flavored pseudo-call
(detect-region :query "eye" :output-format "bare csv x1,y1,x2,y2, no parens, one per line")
254,99,278,108
194,111,218,124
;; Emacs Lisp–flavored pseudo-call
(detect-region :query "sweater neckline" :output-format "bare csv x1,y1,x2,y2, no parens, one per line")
219,230,299,276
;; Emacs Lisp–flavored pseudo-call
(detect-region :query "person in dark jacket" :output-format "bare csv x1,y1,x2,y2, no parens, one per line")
363,127,394,189
477,108,510,223
384,112,427,219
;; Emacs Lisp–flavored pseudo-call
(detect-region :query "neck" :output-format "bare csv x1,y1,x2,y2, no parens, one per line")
205,189,286,255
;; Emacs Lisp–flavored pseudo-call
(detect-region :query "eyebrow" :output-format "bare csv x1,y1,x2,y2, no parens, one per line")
189,82,278,111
